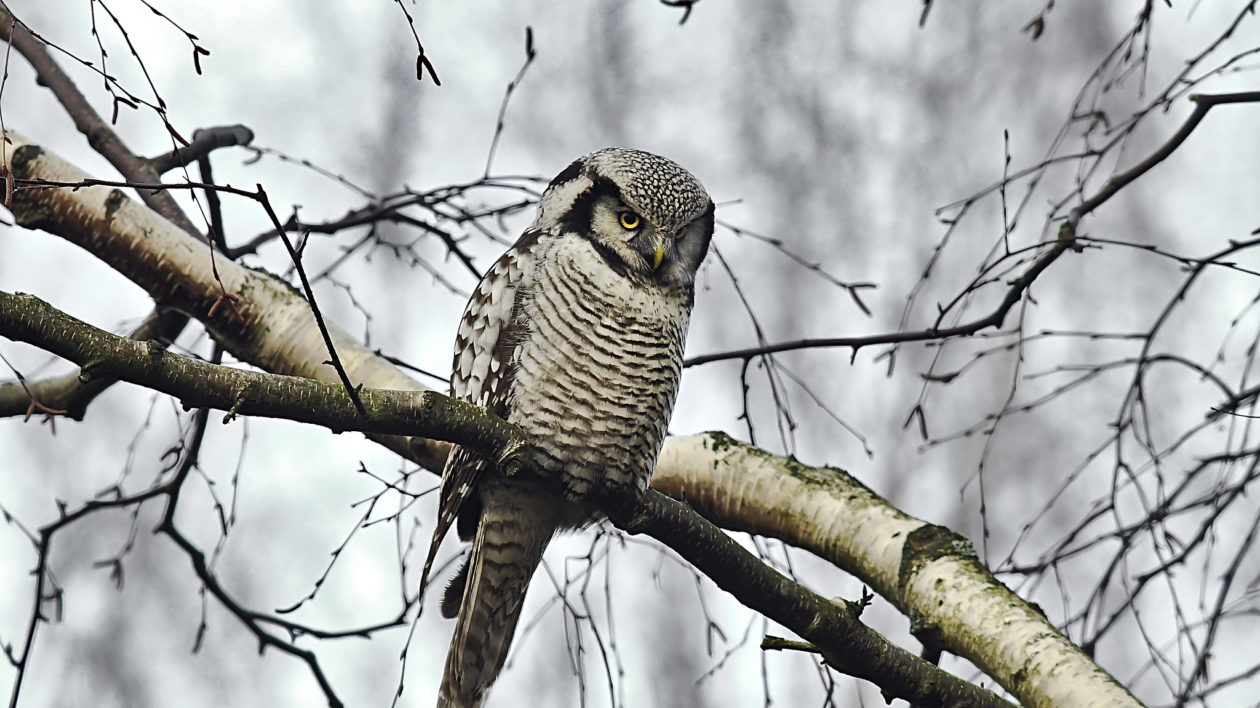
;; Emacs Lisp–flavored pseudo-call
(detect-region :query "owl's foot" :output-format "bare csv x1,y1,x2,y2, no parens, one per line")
495,436,534,478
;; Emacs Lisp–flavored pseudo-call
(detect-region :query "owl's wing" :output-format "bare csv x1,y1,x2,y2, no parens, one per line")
417,231,542,604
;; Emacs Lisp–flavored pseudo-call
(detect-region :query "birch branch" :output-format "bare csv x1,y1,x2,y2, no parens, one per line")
1,130,446,470
655,436,1143,708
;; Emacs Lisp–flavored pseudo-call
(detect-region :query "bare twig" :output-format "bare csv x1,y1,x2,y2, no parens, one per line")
483,26,537,178
147,124,254,175
0,5,200,237
390,0,440,85
253,185,366,418
684,91,1260,369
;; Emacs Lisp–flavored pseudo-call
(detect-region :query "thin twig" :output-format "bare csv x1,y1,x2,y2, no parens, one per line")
685,91,1260,369
253,185,367,419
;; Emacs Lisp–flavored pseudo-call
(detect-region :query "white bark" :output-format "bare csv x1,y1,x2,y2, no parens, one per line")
3,130,438,465
654,433,1142,708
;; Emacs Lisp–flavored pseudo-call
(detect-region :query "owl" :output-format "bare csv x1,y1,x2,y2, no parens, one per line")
420,147,714,708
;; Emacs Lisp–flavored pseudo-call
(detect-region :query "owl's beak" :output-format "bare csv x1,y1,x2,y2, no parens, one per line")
652,242,667,270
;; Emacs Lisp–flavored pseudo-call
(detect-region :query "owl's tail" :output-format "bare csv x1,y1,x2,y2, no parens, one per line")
437,489,556,708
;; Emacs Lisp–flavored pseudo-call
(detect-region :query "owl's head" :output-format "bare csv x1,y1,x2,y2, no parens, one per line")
532,147,714,289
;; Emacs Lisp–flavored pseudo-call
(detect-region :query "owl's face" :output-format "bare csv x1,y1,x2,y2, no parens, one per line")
531,148,715,290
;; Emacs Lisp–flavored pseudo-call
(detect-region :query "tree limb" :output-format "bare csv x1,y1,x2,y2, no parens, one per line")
1,129,448,471
0,10,255,426
653,435,1143,708
0,290,521,453
148,124,255,175
0,306,185,420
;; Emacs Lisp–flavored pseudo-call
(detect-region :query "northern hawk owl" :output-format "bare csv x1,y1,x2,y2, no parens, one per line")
421,147,714,708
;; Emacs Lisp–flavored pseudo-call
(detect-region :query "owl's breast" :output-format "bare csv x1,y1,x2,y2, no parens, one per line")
506,238,691,498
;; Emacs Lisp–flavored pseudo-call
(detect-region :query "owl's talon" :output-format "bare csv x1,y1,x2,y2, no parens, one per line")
496,438,530,478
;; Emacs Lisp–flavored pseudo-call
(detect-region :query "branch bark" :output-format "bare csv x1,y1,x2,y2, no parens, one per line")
0,306,186,420
654,436,1143,708
1,129,448,471
0,9,249,424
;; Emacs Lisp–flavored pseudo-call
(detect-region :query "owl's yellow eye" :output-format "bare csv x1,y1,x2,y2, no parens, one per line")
618,211,641,230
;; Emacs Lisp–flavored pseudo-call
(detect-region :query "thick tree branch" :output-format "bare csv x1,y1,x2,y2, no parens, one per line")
0,306,185,420
0,129,448,470
0,291,519,454
0,11,252,427
653,436,1143,708
606,488,1020,708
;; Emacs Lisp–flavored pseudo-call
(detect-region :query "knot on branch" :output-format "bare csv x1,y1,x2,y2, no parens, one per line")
78,360,105,384
144,338,169,361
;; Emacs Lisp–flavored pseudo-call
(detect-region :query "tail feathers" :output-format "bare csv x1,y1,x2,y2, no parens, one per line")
438,500,553,708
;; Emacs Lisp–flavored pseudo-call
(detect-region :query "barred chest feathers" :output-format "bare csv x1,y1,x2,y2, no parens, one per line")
507,232,691,497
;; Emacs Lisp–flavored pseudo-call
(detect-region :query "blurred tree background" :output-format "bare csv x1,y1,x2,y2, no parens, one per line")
2,2,1259,706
